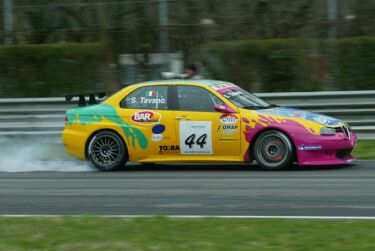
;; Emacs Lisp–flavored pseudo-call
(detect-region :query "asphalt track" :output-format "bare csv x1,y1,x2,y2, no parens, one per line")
0,161,375,216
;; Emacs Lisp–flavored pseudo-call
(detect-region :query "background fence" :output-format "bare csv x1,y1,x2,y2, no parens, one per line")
1,90,374,139
0,0,375,97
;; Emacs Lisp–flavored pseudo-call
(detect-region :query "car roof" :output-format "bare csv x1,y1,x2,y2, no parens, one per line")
132,79,234,87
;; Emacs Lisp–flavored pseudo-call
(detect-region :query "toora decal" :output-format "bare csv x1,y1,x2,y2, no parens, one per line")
159,145,180,154
131,110,161,125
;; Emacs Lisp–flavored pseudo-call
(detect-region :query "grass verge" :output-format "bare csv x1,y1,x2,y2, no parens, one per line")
353,140,375,160
0,216,374,251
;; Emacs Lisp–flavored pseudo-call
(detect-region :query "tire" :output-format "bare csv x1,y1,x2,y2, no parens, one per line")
253,130,294,171
87,131,128,171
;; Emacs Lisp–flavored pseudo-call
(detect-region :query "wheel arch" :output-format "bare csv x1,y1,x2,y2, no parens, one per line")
85,128,129,161
248,127,298,163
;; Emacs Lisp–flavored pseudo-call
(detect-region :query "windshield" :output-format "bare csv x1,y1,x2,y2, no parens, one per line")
210,83,271,109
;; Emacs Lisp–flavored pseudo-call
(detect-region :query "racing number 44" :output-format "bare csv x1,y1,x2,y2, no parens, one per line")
185,133,208,149
179,121,213,155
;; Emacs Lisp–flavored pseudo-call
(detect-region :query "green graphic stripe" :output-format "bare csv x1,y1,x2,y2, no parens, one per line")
66,104,148,149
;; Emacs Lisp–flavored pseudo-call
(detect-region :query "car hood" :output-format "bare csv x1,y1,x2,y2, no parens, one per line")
255,107,342,127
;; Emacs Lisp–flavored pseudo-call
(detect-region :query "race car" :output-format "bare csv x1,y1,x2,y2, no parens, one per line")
62,80,357,171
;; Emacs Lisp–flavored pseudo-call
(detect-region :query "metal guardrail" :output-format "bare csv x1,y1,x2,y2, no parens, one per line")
0,90,375,139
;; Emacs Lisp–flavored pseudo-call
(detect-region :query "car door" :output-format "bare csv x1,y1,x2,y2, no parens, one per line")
173,85,241,157
117,84,177,156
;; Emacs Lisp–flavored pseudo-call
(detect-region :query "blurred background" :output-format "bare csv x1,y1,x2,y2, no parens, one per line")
0,0,374,97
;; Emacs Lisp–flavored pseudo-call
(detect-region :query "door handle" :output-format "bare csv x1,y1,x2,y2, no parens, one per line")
176,116,191,120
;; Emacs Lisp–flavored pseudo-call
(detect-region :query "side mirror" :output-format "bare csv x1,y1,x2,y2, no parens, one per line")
214,104,236,113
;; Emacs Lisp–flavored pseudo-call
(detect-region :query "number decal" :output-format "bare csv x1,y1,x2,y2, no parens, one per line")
196,134,207,148
180,121,212,154
185,134,196,149
184,133,207,149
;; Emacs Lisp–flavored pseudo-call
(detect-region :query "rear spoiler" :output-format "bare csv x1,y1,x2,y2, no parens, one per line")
65,92,106,107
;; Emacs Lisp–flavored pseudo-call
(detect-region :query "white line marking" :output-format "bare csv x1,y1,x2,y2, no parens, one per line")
1,215,375,220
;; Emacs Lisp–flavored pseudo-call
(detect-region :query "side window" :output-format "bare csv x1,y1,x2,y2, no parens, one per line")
177,85,224,112
121,86,168,110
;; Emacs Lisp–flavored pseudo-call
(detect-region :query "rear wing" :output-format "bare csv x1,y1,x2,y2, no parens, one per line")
65,92,106,107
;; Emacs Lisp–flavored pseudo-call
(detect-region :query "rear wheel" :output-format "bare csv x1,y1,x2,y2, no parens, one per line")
88,131,128,171
253,130,294,171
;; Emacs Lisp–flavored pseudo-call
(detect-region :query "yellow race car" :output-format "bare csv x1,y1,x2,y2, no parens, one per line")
62,80,356,171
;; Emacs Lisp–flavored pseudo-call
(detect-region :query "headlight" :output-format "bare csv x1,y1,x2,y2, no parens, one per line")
320,127,336,136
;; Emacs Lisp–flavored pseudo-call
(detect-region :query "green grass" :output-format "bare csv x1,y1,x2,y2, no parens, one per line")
353,140,375,160
0,216,374,251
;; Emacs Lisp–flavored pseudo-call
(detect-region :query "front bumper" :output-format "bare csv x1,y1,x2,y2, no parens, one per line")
295,132,357,166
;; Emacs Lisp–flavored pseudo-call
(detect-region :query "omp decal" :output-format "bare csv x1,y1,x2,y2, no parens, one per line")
220,114,238,125
223,125,237,129
222,125,238,135
180,121,212,155
131,111,161,125
65,104,148,149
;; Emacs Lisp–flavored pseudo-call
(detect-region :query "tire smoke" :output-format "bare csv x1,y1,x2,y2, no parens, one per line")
0,136,94,172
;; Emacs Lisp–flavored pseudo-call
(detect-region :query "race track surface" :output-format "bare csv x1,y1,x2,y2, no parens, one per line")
0,161,375,216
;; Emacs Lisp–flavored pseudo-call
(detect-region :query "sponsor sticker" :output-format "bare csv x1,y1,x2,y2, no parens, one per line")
298,145,323,151
151,134,163,142
211,83,234,91
159,145,180,154
151,125,165,142
180,121,212,155
220,114,238,125
223,129,238,135
152,124,166,134
131,111,161,125
216,124,238,135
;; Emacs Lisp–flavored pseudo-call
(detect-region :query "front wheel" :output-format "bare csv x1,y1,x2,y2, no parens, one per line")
87,131,128,171
253,130,294,171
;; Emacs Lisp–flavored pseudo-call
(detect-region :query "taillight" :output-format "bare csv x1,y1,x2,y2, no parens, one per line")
65,116,68,122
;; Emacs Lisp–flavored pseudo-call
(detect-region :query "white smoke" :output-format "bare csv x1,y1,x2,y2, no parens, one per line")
0,136,95,172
